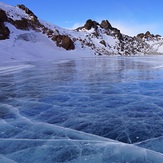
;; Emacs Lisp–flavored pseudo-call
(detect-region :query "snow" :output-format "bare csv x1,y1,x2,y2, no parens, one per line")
1,2,163,62
0,23,95,64
0,2,29,21
0,3,96,63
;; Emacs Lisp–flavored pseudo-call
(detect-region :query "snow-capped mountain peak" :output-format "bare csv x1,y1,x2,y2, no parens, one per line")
0,2,163,62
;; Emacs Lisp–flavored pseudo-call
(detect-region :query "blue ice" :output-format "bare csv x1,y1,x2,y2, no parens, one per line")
0,56,163,162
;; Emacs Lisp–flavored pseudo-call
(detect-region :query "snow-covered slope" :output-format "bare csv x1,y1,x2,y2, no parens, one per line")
1,2,163,63
0,3,96,63
0,22,93,62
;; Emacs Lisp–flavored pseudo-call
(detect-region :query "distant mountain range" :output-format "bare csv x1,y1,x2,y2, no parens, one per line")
1,2,163,61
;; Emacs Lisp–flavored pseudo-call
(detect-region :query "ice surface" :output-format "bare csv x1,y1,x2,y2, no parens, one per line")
1,139,163,163
0,155,16,163
0,56,163,162
136,136,163,154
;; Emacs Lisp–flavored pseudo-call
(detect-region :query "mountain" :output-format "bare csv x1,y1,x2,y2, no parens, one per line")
1,2,163,62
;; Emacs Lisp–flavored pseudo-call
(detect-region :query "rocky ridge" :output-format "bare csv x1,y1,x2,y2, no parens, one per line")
0,4,75,50
0,3,163,55
77,20,163,55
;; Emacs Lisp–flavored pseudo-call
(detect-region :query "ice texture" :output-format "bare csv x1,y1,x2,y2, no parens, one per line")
135,136,163,153
1,139,163,163
0,56,163,162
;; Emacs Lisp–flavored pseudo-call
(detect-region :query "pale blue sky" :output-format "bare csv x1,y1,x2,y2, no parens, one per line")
1,0,163,36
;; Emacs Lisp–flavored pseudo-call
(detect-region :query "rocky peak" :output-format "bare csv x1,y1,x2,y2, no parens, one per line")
1,2,163,55
1,4,41,31
100,20,112,30
0,3,75,50
145,31,154,38
83,19,99,30
76,19,99,31
137,31,161,40
14,4,41,30
101,20,122,40
17,4,38,21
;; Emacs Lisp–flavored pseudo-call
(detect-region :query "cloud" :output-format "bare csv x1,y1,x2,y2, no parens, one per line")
70,22,84,29
110,21,160,36
66,19,161,36
64,22,85,30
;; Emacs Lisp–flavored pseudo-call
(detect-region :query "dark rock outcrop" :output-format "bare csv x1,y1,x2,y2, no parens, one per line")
0,9,7,22
144,31,154,39
17,4,38,21
155,34,161,38
9,18,41,31
11,18,29,30
100,40,107,47
76,19,99,31
0,9,10,40
16,4,41,30
0,5,41,31
113,28,123,41
0,23,10,40
100,20,122,40
137,33,144,39
100,20,112,30
52,35,75,50
84,19,99,30
137,31,161,40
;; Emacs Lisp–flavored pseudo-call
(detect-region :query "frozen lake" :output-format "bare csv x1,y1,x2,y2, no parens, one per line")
0,55,163,162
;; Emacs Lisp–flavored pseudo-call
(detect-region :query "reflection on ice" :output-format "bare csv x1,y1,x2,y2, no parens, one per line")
0,56,163,162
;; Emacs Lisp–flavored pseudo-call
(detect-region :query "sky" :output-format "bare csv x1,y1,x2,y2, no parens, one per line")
1,0,163,36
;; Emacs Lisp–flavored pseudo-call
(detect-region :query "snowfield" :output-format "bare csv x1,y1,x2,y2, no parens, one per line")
0,23,95,64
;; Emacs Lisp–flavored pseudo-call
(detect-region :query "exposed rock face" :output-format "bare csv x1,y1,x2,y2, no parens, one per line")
52,35,75,50
113,28,123,41
75,19,157,55
15,4,41,30
84,19,99,30
137,31,161,40
17,4,38,21
0,9,10,40
0,9,7,22
137,33,144,39
0,5,41,31
11,18,29,30
11,18,41,31
76,19,99,31
100,40,107,47
0,23,10,40
100,20,112,30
